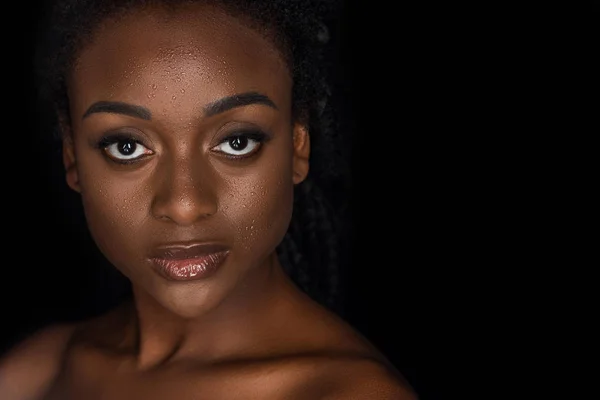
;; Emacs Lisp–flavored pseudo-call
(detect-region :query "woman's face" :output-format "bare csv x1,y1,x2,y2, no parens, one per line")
63,4,309,317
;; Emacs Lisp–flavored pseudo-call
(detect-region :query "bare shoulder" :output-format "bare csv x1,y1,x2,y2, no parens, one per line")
305,354,418,400
278,296,418,398
0,323,76,400
270,352,417,400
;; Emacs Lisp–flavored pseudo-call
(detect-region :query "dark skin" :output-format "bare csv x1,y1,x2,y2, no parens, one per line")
0,4,417,399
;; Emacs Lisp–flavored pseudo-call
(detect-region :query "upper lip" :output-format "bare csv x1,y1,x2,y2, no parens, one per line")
150,242,229,260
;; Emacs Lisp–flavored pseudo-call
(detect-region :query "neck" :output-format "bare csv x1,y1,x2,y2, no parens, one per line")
125,253,302,369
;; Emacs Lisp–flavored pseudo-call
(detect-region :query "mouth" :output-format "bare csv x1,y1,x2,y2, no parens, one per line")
149,243,230,281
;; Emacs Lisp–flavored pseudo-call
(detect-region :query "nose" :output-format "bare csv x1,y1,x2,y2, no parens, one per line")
151,154,218,225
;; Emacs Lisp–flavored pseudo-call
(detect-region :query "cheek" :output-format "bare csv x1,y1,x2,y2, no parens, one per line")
222,157,295,256
77,162,150,269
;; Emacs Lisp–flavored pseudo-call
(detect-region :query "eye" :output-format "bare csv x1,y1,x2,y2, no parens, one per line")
212,132,267,158
98,136,154,163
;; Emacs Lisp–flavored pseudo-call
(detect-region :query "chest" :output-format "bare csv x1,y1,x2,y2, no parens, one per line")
42,353,307,400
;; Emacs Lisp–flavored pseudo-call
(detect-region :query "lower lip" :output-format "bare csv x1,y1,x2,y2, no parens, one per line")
150,251,229,281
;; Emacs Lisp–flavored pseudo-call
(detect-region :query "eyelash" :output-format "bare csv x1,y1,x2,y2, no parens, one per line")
214,130,269,160
95,130,269,165
95,133,150,165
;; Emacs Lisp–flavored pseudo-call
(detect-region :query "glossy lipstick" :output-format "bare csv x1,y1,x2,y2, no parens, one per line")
149,243,229,281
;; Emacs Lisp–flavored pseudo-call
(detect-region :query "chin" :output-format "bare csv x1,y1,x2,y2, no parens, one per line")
131,260,244,319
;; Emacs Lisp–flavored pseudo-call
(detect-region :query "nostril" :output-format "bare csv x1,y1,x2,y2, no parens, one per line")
151,183,218,225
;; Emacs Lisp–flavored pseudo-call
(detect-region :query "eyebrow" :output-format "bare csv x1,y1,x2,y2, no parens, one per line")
82,101,152,120
204,91,277,116
81,91,276,121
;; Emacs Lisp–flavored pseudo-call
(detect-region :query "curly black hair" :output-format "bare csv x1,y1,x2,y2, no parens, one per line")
34,0,352,314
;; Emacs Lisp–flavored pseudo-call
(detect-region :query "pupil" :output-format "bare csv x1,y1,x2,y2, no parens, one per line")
230,136,248,151
119,140,136,155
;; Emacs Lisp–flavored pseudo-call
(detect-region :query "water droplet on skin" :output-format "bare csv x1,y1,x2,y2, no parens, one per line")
181,89,185,93
172,95,177,100
251,191,256,196
152,84,157,89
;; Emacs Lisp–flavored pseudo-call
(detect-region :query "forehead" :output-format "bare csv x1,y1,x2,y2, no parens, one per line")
68,4,290,115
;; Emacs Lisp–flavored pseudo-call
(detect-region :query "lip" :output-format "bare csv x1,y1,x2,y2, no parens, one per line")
149,243,230,281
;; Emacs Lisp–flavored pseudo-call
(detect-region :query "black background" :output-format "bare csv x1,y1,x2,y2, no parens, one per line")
5,1,596,399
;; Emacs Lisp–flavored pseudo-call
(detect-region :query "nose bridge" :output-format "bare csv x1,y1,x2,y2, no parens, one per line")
151,150,217,224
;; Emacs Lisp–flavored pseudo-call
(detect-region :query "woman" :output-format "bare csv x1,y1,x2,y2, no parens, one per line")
1,0,417,398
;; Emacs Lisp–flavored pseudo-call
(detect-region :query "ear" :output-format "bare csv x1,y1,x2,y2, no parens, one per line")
292,123,310,185
61,126,81,193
